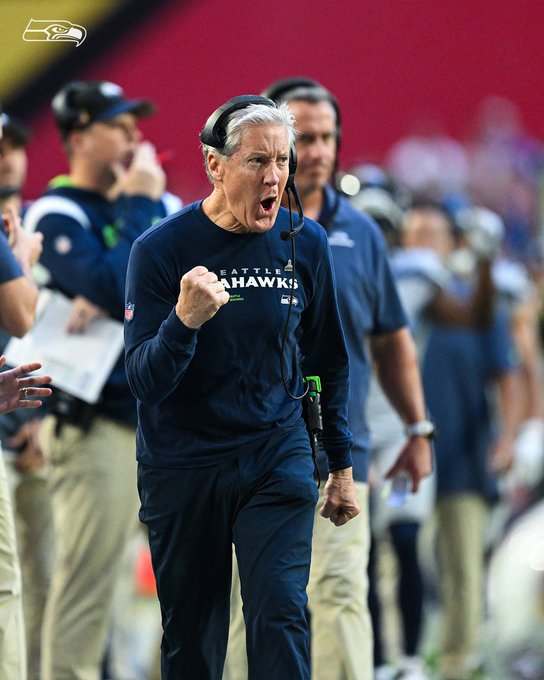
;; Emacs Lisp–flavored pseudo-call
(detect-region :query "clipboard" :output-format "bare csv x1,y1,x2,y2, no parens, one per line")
4,289,125,404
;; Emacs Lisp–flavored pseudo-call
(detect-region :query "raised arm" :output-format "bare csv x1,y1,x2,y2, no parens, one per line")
0,209,41,337
124,238,228,405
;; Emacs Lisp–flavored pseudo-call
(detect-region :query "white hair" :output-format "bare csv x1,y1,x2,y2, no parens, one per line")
202,102,295,182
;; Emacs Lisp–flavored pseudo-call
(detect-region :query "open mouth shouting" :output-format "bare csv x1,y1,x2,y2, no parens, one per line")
259,195,277,215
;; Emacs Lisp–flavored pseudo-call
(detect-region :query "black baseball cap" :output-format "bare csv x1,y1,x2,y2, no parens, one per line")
52,80,155,135
0,112,31,147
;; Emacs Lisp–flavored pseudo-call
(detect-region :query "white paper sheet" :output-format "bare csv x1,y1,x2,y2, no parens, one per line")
4,289,124,404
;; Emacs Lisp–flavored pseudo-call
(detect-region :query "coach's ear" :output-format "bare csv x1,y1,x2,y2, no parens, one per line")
207,151,224,183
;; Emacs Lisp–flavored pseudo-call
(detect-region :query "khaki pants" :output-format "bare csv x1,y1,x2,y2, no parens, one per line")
436,493,487,680
224,482,371,680
6,457,54,680
40,415,140,680
223,553,246,680
0,449,26,680
308,482,371,680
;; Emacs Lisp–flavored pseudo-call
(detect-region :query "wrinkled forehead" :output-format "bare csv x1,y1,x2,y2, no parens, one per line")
236,122,289,152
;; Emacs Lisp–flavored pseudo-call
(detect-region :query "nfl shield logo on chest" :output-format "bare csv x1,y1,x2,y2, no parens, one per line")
125,302,135,321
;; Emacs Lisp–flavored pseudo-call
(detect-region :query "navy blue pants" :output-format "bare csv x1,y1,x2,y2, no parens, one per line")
368,521,423,665
138,427,318,680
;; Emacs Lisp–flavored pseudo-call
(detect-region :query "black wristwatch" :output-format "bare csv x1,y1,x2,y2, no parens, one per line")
404,419,435,439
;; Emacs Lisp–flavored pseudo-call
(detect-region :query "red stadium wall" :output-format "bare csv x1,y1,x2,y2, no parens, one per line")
22,0,544,203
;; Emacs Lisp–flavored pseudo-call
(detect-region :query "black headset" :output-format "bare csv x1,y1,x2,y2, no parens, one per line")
200,95,298,191
200,94,304,240
262,77,342,151
51,82,90,132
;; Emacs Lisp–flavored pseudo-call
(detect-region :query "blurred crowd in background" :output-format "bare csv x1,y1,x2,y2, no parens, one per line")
1,70,544,680
346,93,544,267
340,92,544,680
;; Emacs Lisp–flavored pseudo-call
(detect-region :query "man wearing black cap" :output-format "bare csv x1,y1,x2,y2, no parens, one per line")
23,80,176,680
0,110,56,680
0,103,53,680
0,112,30,214
0,110,39,338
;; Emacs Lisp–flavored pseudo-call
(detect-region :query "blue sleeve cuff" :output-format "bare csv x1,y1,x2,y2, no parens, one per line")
326,449,353,472
160,308,199,354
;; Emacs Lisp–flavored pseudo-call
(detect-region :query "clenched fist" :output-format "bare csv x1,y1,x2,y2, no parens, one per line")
176,266,229,329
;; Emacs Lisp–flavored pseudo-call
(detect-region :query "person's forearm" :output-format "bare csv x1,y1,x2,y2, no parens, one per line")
513,303,544,420
125,309,198,406
369,327,426,425
469,259,494,328
0,277,38,337
496,371,522,444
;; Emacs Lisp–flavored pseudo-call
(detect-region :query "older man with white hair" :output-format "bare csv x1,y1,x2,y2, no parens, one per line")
125,95,359,680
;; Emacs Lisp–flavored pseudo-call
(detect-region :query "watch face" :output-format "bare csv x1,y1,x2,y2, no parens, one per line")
406,420,435,438
421,423,435,437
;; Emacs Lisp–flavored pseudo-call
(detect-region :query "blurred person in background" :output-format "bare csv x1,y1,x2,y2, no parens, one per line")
415,205,521,680
453,207,544,535
499,277,544,520
352,186,435,680
386,113,469,215
341,163,409,249
222,78,432,680
0,111,29,215
0,355,51,680
485,487,544,678
0,109,44,339
22,80,176,680
467,96,544,263
0,112,56,680
0,103,53,680
352,193,496,680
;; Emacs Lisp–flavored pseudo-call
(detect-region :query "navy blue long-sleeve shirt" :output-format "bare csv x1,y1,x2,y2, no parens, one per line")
124,201,353,470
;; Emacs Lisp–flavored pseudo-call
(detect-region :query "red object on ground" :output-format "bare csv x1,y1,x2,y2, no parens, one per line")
134,543,157,597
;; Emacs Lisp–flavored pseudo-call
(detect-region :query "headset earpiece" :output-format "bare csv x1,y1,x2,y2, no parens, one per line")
287,144,297,191
262,77,321,106
200,94,275,150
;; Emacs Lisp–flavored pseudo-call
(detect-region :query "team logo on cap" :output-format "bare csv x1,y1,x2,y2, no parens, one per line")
99,82,124,98
23,19,87,47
